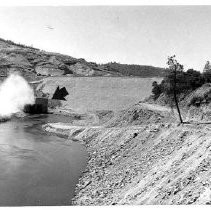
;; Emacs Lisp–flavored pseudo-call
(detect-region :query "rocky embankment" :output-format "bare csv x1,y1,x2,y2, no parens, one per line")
43,102,211,205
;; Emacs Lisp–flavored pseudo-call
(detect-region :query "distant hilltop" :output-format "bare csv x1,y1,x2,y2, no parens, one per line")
0,38,167,80
99,62,167,77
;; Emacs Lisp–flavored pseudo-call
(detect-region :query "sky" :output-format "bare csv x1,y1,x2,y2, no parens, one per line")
0,6,210,71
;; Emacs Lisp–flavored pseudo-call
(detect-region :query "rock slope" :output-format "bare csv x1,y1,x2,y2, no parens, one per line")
0,38,166,79
43,103,211,205
0,38,120,80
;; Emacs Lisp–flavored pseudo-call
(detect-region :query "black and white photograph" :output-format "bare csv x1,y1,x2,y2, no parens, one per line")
0,0,211,207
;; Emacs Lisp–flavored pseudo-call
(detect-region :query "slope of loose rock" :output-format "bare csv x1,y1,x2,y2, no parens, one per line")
42,102,211,205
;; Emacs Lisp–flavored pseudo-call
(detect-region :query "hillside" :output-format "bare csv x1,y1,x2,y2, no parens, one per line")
148,83,211,122
0,38,166,80
41,82,211,205
42,98,211,205
100,62,167,77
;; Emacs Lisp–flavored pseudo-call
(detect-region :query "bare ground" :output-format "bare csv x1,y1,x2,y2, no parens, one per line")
43,102,211,205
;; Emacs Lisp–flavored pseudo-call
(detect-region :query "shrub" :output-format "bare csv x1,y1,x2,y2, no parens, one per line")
189,96,204,107
152,81,162,99
152,68,205,102
203,71,211,83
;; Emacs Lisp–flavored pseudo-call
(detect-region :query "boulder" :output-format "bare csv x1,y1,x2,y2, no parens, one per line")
35,64,64,76
68,63,95,76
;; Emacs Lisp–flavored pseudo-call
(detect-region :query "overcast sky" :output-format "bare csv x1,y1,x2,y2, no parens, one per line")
0,6,210,70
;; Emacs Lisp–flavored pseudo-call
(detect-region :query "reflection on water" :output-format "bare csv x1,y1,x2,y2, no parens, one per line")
0,114,88,206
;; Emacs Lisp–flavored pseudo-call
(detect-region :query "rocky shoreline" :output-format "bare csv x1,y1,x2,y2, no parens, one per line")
43,103,211,205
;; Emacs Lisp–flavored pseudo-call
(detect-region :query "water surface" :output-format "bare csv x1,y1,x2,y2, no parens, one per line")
0,114,88,206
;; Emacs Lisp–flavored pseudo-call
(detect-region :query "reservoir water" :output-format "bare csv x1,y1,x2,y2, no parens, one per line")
0,114,88,206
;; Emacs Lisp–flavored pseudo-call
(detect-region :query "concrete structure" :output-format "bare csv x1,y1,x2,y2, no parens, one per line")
24,97,48,114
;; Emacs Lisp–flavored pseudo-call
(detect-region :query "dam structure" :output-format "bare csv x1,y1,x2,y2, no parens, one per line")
24,97,48,114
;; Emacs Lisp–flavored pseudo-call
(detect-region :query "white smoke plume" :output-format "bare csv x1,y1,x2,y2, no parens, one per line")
0,73,35,117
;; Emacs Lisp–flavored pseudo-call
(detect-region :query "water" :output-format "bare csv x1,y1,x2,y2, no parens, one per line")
0,114,88,206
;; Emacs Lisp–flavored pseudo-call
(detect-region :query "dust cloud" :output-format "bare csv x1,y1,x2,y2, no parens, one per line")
0,73,35,117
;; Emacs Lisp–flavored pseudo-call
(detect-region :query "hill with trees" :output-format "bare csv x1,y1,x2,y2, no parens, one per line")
151,57,211,111
100,62,167,77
